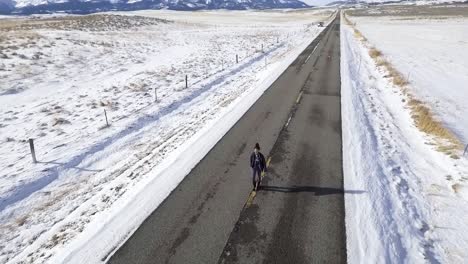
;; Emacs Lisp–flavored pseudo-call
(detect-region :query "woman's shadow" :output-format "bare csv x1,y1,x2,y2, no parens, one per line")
259,185,365,195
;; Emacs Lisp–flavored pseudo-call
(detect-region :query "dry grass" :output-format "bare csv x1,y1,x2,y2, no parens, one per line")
392,73,409,87
344,11,463,157
16,215,28,226
409,98,462,155
0,15,168,32
452,183,463,193
100,99,118,110
343,13,354,26
375,57,390,67
127,82,147,92
48,233,65,248
353,29,367,42
353,29,362,37
385,63,409,86
369,47,382,58
344,13,366,42
367,45,409,87
35,188,71,211
52,117,70,126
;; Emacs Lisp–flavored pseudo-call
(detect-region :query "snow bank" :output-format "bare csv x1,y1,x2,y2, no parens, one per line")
341,12,468,263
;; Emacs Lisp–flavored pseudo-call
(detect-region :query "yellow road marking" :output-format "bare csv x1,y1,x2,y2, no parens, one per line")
261,156,271,179
296,91,303,104
246,191,257,207
285,116,292,128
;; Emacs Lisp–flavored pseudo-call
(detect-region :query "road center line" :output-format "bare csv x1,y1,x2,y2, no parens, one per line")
296,91,303,104
244,25,327,210
245,191,256,207
285,116,292,128
247,64,306,207
304,45,318,63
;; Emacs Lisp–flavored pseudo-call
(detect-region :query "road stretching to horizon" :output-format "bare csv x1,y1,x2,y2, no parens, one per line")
109,16,346,264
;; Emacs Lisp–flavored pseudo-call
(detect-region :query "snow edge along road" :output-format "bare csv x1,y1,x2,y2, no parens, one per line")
48,15,336,264
340,10,468,263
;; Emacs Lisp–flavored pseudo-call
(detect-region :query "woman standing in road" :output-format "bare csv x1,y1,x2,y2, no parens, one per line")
250,143,266,191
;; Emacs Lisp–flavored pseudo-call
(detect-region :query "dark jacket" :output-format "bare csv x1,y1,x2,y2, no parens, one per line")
250,152,266,171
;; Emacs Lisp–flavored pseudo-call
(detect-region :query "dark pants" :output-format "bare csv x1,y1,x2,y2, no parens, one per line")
252,167,262,188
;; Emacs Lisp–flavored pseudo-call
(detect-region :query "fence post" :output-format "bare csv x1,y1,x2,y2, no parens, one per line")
277,37,279,43
29,138,37,163
464,144,468,156
185,75,188,89
236,54,238,64
261,44,264,53
104,109,109,127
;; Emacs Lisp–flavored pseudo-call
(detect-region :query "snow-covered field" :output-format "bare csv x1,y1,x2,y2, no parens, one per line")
348,6,468,144
342,9,468,263
0,9,334,263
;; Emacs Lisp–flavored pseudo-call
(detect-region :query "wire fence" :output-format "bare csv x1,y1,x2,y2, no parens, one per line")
17,28,319,163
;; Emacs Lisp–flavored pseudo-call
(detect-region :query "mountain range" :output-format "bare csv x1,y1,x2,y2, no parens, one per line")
0,0,311,14
1,0,466,16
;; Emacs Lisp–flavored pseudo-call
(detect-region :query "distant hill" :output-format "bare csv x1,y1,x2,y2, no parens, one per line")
326,0,468,5
0,0,15,13
0,0,309,15
325,0,352,6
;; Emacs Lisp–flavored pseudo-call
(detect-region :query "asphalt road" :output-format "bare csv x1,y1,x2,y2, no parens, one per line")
218,17,345,264
109,16,345,264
